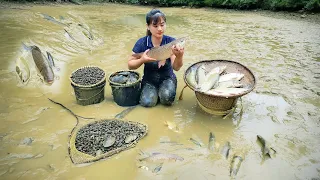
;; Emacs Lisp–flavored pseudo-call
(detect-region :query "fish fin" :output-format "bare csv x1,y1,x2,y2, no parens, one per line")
46,51,55,67
158,60,166,68
22,42,32,51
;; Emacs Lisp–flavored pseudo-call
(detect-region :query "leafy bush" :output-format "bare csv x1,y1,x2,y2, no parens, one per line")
305,0,320,10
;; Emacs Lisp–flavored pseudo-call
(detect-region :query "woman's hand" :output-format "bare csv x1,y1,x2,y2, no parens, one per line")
128,49,156,70
140,49,157,63
172,45,184,58
171,45,184,71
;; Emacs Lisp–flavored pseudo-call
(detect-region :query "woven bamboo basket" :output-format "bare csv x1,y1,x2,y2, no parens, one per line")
183,60,256,114
69,118,148,165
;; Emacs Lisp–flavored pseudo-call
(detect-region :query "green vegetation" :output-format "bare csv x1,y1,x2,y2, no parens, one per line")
3,0,320,11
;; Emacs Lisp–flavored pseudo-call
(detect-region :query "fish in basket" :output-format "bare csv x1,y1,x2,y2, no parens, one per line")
181,60,256,115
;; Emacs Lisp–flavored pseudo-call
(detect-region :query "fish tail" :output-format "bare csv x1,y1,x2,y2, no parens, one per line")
21,42,32,51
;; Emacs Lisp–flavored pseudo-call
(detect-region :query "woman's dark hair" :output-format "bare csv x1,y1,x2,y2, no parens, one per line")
146,9,166,36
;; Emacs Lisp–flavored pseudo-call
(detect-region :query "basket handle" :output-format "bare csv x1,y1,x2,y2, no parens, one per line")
77,88,104,101
178,84,188,100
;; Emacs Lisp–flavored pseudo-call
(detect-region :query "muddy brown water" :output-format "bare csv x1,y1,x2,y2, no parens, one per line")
0,3,319,180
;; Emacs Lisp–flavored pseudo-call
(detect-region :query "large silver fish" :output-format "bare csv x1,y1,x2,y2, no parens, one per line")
200,66,226,92
132,37,187,62
31,46,55,84
216,80,243,89
186,66,198,88
219,73,244,82
207,87,248,96
195,65,206,89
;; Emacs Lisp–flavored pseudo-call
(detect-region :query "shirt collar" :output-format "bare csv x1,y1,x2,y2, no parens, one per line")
147,35,167,48
147,35,152,48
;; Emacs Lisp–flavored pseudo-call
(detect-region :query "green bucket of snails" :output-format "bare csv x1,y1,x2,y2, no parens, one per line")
70,66,106,106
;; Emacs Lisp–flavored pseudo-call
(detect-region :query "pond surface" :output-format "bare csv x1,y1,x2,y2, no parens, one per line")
0,3,319,180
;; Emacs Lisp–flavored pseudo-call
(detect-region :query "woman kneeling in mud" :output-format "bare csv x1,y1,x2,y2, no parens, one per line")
128,9,184,107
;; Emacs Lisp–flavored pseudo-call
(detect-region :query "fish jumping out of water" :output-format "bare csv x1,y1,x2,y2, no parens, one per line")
15,56,31,84
31,46,55,84
132,37,187,64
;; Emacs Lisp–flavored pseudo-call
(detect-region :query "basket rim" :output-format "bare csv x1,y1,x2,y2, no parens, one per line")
70,66,106,88
69,118,148,164
108,70,142,87
184,59,256,98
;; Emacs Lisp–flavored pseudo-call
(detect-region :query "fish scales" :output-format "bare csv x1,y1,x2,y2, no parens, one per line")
132,37,187,61
221,141,231,159
230,155,243,177
31,46,54,83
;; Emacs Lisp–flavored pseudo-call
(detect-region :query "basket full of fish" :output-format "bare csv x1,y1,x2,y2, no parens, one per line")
108,70,142,107
184,60,256,114
70,66,106,106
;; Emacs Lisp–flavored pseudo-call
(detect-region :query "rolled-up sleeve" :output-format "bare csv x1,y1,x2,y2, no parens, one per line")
132,38,144,53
